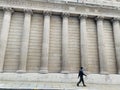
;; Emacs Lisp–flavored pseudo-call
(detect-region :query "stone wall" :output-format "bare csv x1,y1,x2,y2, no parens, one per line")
0,11,3,38
27,14,43,72
68,17,80,73
103,20,116,74
87,18,99,73
0,11,117,74
49,15,62,73
4,12,24,72
0,0,120,74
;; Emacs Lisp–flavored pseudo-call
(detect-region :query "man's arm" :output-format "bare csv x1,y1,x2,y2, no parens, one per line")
83,72,87,76
82,71,87,76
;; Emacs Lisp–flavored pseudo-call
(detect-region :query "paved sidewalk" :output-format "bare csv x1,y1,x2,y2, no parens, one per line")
0,81,119,90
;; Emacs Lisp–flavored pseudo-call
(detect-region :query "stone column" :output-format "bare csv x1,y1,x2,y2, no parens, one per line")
79,15,88,72
96,16,108,74
112,18,120,74
39,11,51,74
61,13,69,74
0,8,13,72
17,10,32,73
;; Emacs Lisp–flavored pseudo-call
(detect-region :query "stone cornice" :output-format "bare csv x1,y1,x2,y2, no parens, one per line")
31,0,120,9
0,0,119,10
0,0,120,19
47,0,120,9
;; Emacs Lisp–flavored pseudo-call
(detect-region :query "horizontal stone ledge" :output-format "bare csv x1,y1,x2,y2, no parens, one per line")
0,73,120,84
1,0,120,9
0,6,120,19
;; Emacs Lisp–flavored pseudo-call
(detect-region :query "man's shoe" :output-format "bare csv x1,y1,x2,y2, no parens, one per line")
77,84,79,87
83,85,86,87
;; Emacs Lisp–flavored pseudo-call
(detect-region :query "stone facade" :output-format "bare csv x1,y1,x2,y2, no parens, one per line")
0,0,120,76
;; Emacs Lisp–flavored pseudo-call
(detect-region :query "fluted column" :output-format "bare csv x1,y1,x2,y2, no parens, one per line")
39,11,51,74
79,15,88,72
17,10,32,73
96,16,108,74
112,18,120,74
0,8,13,72
61,13,69,74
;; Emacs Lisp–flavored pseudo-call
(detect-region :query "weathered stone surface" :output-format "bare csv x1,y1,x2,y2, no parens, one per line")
0,0,119,78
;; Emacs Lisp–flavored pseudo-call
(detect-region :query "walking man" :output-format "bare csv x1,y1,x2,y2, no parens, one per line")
77,67,87,87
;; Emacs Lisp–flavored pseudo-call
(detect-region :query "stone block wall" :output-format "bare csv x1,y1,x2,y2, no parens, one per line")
27,14,43,72
87,18,99,73
0,11,3,38
4,12,24,72
68,17,80,73
49,15,62,73
0,0,120,74
103,20,116,73
0,11,118,74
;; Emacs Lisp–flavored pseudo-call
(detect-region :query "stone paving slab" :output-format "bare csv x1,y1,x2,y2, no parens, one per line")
0,73,120,84
0,81,120,90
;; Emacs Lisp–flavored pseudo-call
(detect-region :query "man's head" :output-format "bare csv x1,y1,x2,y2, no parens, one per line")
80,67,83,69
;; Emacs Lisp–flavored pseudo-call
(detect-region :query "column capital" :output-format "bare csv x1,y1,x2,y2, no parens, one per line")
43,11,52,16
24,9,33,15
111,17,120,22
95,16,104,21
2,7,14,13
79,14,88,19
62,12,70,18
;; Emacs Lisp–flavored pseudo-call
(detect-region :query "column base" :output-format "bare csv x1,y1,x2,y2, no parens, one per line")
100,71,109,75
39,69,48,74
16,70,26,73
61,70,69,74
